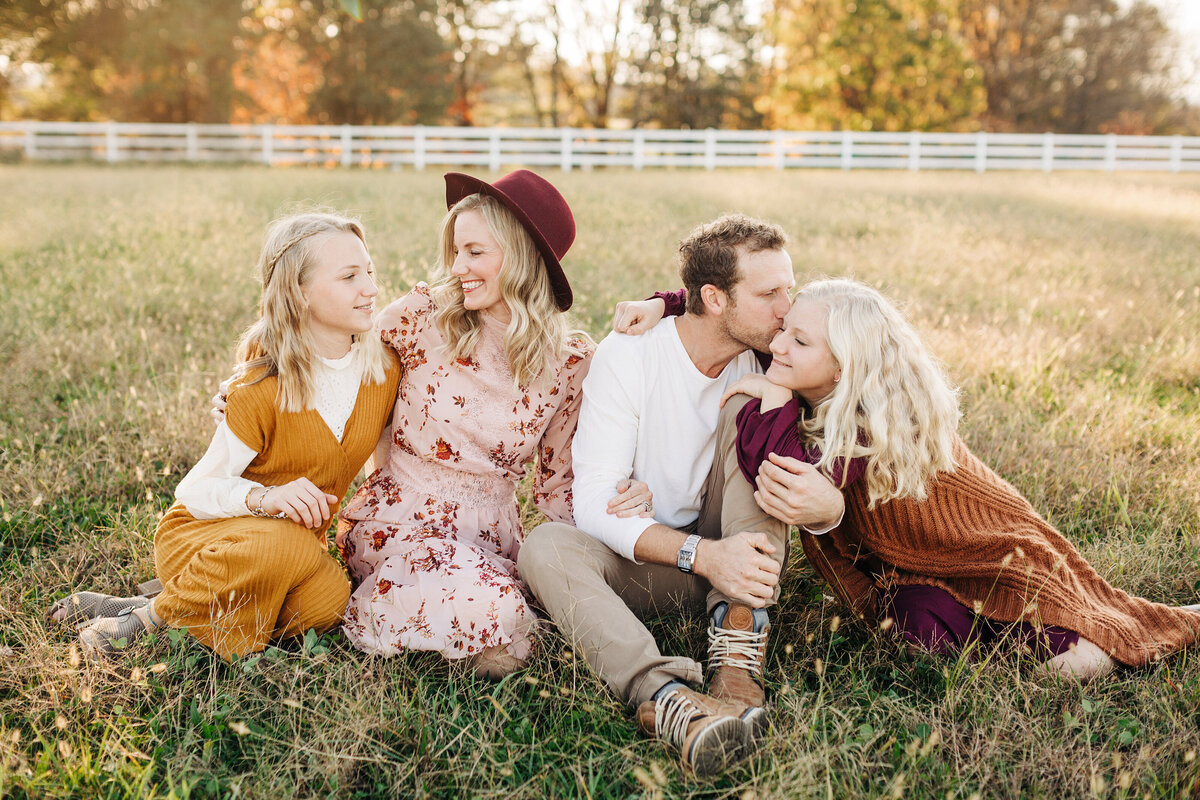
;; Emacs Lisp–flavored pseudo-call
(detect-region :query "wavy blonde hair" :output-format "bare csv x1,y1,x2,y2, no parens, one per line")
797,279,959,507
429,194,587,386
235,211,388,412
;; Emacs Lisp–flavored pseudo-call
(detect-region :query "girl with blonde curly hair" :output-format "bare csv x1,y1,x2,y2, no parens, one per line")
722,278,1200,679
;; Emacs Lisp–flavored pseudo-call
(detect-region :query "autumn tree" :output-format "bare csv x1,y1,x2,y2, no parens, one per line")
1,0,246,122
1056,1,1182,133
766,0,985,131
960,0,1186,133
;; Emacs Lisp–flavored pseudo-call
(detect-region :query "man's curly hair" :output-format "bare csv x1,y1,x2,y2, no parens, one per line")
678,214,787,315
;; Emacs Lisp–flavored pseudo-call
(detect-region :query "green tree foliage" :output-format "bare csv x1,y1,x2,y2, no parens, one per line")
1,0,245,122
625,0,766,129
766,0,986,131
294,0,453,125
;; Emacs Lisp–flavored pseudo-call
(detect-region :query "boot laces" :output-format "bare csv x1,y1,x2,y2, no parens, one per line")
654,689,704,749
707,624,767,675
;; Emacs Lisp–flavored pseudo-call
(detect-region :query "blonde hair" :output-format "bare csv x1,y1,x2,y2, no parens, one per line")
235,211,388,412
797,279,959,507
429,194,587,386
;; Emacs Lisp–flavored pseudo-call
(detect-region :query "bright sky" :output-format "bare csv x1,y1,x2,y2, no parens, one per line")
1136,0,1200,101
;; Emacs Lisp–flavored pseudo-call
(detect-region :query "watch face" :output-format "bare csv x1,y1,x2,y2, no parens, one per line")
677,535,699,573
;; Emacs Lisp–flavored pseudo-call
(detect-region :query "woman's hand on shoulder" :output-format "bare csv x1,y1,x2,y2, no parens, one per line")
252,478,338,529
606,478,655,518
612,298,666,336
720,374,774,408
209,375,237,424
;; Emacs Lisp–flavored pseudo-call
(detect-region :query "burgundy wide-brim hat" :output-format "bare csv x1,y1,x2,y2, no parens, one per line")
444,169,576,311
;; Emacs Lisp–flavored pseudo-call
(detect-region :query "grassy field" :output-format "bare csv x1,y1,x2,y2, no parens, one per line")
1,164,1199,799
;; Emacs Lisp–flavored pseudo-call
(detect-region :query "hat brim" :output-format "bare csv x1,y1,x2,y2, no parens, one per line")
445,172,573,311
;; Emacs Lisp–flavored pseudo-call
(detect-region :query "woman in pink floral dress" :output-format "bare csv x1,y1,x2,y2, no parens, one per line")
336,170,650,677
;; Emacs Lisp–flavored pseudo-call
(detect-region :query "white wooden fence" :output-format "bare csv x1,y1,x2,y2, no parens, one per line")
2,121,1199,173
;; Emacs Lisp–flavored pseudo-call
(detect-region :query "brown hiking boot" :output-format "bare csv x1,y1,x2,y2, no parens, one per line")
707,602,770,741
635,685,751,776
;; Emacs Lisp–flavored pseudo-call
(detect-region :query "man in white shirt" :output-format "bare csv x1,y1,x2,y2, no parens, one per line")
518,214,844,775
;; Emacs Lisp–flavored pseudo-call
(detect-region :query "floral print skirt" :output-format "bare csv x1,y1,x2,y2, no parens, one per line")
336,462,536,661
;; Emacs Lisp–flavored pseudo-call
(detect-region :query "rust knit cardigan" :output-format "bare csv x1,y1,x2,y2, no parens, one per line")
801,435,1200,666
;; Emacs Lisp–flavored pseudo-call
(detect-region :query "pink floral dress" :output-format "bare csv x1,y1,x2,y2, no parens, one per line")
336,284,592,661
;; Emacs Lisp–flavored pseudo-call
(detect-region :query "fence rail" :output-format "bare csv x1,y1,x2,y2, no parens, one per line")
2,121,1199,173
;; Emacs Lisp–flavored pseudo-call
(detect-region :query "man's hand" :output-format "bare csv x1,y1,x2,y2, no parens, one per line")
606,478,655,518
250,477,338,529
210,375,235,424
754,453,845,529
693,531,780,608
612,298,666,335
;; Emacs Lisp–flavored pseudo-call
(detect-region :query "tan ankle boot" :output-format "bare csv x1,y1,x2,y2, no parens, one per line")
635,685,751,776
707,602,769,740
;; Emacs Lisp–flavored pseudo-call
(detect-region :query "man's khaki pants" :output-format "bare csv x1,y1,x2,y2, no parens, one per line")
518,394,788,708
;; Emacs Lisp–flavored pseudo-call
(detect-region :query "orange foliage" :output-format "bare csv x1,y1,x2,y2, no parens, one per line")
231,33,322,124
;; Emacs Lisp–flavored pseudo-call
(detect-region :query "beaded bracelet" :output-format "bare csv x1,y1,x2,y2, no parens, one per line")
249,486,289,519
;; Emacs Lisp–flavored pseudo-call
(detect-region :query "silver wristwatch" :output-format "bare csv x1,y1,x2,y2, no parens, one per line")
676,534,702,574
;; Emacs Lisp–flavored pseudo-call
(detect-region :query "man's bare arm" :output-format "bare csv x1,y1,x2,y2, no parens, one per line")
633,524,781,608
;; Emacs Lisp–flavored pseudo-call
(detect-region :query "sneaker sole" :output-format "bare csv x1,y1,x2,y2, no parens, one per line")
685,716,751,776
740,706,769,745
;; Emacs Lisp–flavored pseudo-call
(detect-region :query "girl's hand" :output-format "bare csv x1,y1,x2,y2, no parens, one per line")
210,376,235,424
606,478,655,518
720,374,774,408
612,298,666,336
254,478,338,529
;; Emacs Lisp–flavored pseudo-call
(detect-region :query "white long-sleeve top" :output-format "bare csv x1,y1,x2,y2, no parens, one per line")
174,349,365,519
570,317,761,561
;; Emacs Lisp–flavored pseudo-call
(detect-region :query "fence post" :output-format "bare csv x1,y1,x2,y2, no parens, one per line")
414,127,426,171
489,129,502,172
186,123,198,161
704,129,717,171
1169,135,1183,174
560,128,573,172
106,122,119,163
341,124,353,168
1104,133,1117,172
24,122,36,160
633,130,645,171
1041,132,1054,173
773,131,785,170
974,131,987,173
908,130,920,172
261,125,273,165
840,130,853,170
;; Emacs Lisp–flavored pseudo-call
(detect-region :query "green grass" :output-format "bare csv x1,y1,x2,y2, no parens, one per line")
2,164,1200,798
